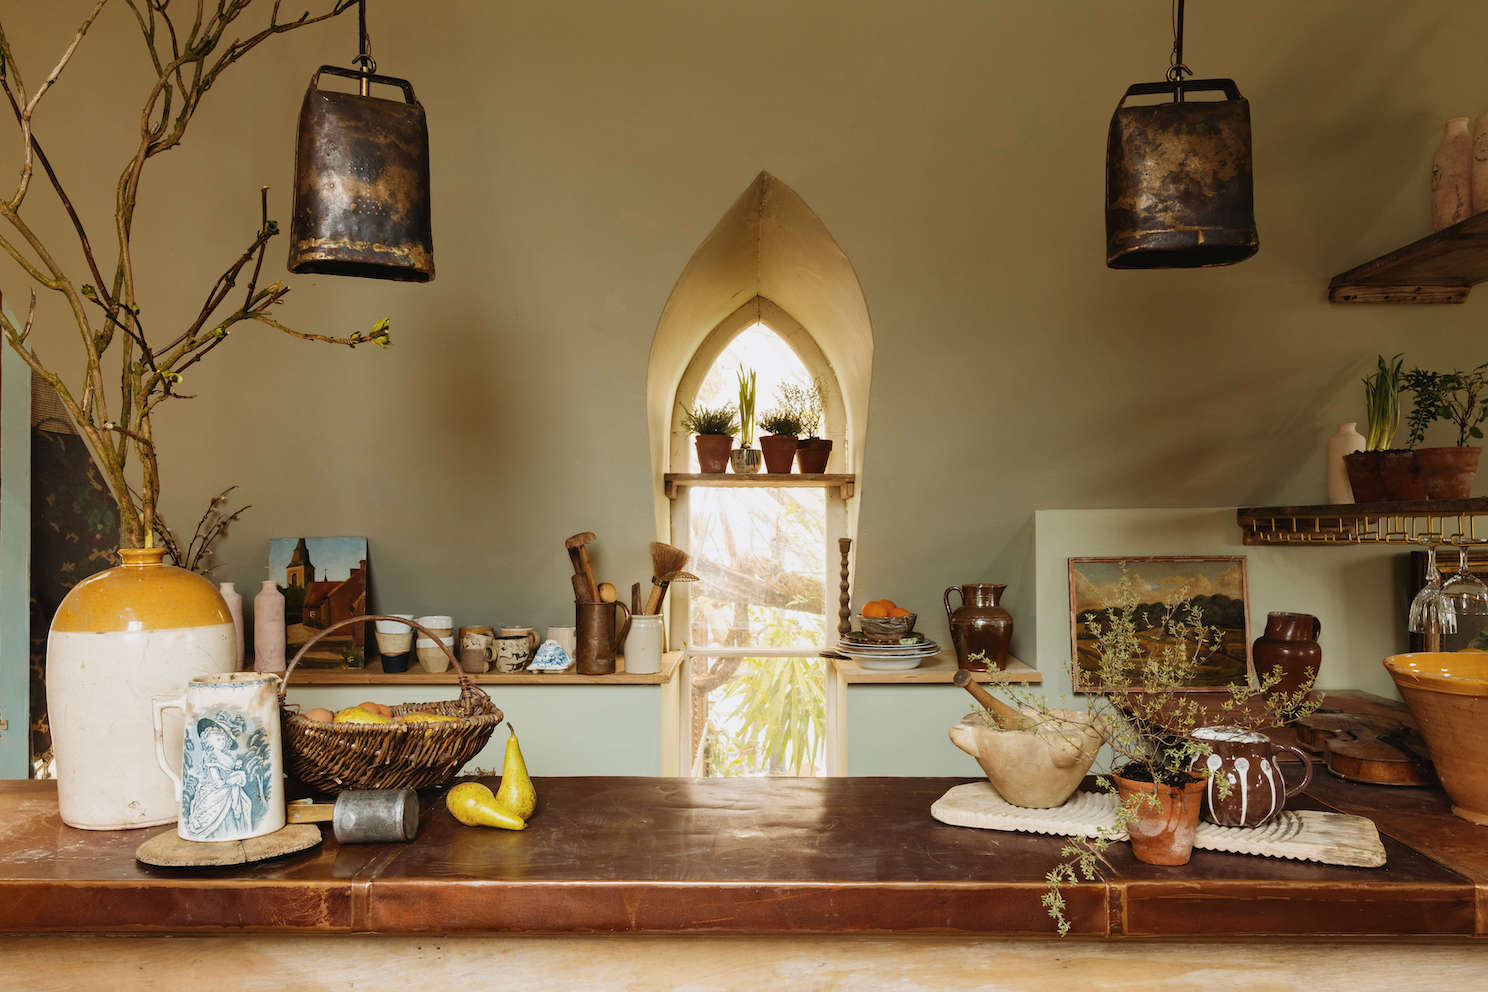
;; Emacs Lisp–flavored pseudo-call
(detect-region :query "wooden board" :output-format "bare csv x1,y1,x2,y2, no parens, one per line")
931,782,1387,868
1328,210,1488,303
135,823,323,867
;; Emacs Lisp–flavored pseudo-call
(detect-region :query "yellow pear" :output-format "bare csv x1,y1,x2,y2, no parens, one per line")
495,725,537,820
399,711,456,723
445,781,525,830
334,705,391,724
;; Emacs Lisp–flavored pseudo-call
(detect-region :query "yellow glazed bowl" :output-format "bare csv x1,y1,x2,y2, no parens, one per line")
1383,652,1488,826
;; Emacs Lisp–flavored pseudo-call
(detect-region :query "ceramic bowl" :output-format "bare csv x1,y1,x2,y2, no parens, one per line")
1383,652,1488,825
858,613,917,643
949,708,1105,809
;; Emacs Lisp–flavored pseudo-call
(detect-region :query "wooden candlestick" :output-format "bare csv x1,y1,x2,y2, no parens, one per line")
838,537,852,639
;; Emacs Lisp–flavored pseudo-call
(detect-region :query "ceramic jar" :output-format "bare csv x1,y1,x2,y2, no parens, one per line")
253,580,286,673
1253,612,1321,703
1433,117,1473,231
46,547,236,829
625,614,665,675
1191,726,1314,828
219,582,245,669
944,583,1014,671
152,672,285,843
1327,423,1365,504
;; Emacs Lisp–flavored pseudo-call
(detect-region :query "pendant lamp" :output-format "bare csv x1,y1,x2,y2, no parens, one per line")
1105,0,1257,269
288,0,434,282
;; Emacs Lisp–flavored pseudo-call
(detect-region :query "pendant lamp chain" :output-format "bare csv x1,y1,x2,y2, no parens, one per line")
1166,0,1192,94
353,0,375,94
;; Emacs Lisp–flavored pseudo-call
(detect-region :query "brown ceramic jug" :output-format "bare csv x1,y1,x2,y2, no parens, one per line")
1190,726,1313,828
1253,612,1321,702
943,584,1013,672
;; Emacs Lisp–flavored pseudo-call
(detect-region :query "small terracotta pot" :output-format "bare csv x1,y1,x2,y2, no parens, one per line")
796,438,833,474
1415,446,1480,499
1379,450,1427,500
759,434,799,474
1342,450,1387,503
1112,771,1205,866
729,448,762,474
695,434,733,473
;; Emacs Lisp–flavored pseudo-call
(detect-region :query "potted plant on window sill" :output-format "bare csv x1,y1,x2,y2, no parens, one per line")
1403,362,1488,499
780,377,832,473
730,369,762,474
683,405,739,474
757,410,803,474
1343,354,1408,503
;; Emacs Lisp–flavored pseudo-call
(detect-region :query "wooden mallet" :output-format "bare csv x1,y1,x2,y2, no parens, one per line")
564,532,600,603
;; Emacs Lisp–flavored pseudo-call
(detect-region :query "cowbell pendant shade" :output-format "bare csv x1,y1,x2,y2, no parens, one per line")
288,0,434,282
1104,1,1258,269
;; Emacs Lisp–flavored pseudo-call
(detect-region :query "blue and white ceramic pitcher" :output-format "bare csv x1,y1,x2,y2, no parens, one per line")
152,672,285,842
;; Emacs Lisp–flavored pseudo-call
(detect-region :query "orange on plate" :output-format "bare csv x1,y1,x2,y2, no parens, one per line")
861,602,889,618
887,607,912,618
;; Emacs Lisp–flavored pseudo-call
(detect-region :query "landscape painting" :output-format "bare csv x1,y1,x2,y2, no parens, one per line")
268,537,369,669
1068,556,1251,692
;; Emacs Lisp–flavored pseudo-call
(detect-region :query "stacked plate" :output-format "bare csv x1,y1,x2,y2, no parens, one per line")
837,632,943,671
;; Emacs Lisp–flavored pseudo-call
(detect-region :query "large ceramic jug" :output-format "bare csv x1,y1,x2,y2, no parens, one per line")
1253,612,1321,702
944,583,1013,671
47,547,236,829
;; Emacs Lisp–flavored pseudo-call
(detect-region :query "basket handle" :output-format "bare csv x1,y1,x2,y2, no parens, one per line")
278,614,468,701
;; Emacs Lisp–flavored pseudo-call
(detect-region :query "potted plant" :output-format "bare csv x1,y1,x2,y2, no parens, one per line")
779,377,832,473
979,571,1317,932
1343,355,1408,503
682,405,739,473
730,370,762,474
1403,362,1488,499
757,410,804,473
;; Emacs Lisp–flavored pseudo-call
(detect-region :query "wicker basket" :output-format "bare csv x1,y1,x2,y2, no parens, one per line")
279,614,503,794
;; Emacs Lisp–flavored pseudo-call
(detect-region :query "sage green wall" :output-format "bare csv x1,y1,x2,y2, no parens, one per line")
5,3,1482,699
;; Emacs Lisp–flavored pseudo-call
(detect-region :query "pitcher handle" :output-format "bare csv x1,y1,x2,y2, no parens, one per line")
613,602,633,651
151,693,186,802
943,585,962,621
1311,616,1321,640
1276,743,1314,799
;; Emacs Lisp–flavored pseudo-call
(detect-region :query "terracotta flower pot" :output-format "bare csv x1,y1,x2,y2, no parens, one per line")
1414,446,1481,499
1379,450,1427,501
1112,770,1206,866
795,438,833,474
1342,450,1387,503
694,434,733,474
759,434,799,474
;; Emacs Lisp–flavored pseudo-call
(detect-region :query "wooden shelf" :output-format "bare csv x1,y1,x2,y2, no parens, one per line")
283,651,684,686
830,653,1040,684
1236,497,1488,546
664,472,855,499
1328,211,1488,303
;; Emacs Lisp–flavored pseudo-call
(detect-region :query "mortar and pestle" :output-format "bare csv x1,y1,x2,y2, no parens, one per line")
287,789,420,843
948,670,1106,809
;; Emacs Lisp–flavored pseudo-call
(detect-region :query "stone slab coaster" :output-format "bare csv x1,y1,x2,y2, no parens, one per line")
931,782,1386,869
136,823,323,868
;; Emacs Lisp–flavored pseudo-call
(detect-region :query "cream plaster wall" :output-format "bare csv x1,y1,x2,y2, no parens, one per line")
5,2,1484,694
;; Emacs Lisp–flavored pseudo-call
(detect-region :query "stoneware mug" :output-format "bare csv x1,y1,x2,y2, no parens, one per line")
375,615,415,674
546,624,577,658
494,632,537,673
1191,725,1314,828
151,672,285,843
417,635,454,673
459,626,497,674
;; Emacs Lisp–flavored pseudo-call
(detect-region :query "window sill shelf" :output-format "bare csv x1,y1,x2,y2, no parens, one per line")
830,652,1040,685
281,651,684,686
663,472,855,499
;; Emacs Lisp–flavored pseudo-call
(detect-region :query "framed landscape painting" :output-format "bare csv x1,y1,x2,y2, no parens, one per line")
1068,556,1252,692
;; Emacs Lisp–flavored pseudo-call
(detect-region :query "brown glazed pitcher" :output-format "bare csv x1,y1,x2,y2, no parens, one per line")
575,601,632,675
1191,726,1313,828
944,584,1013,671
1252,612,1321,702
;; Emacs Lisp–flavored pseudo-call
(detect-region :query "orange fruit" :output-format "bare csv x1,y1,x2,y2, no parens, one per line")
878,599,898,610
861,601,889,618
887,607,912,618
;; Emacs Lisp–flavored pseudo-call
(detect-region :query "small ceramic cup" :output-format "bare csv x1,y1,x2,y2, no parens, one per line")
375,615,415,674
416,615,454,640
416,635,455,673
494,633,536,673
546,624,577,658
459,626,496,674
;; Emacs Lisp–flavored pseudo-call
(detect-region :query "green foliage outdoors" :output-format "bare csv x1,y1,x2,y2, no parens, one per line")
682,404,740,437
1404,361,1488,448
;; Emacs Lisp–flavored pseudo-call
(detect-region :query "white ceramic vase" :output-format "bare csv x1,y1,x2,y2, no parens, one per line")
1433,117,1473,231
219,581,245,669
253,580,286,673
1328,422,1366,504
625,614,665,675
46,547,236,829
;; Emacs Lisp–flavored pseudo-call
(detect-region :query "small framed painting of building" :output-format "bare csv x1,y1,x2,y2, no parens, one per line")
269,537,369,668
1068,556,1251,693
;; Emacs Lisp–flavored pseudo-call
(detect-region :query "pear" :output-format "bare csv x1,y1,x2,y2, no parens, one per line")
445,782,526,830
333,705,391,724
495,725,537,820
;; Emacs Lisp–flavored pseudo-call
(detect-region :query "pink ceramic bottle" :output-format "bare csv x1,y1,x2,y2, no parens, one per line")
219,581,245,669
1432,117,1472,230
253,579,286,673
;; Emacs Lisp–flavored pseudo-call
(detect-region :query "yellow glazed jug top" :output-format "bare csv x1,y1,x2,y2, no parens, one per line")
51,547,233,634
